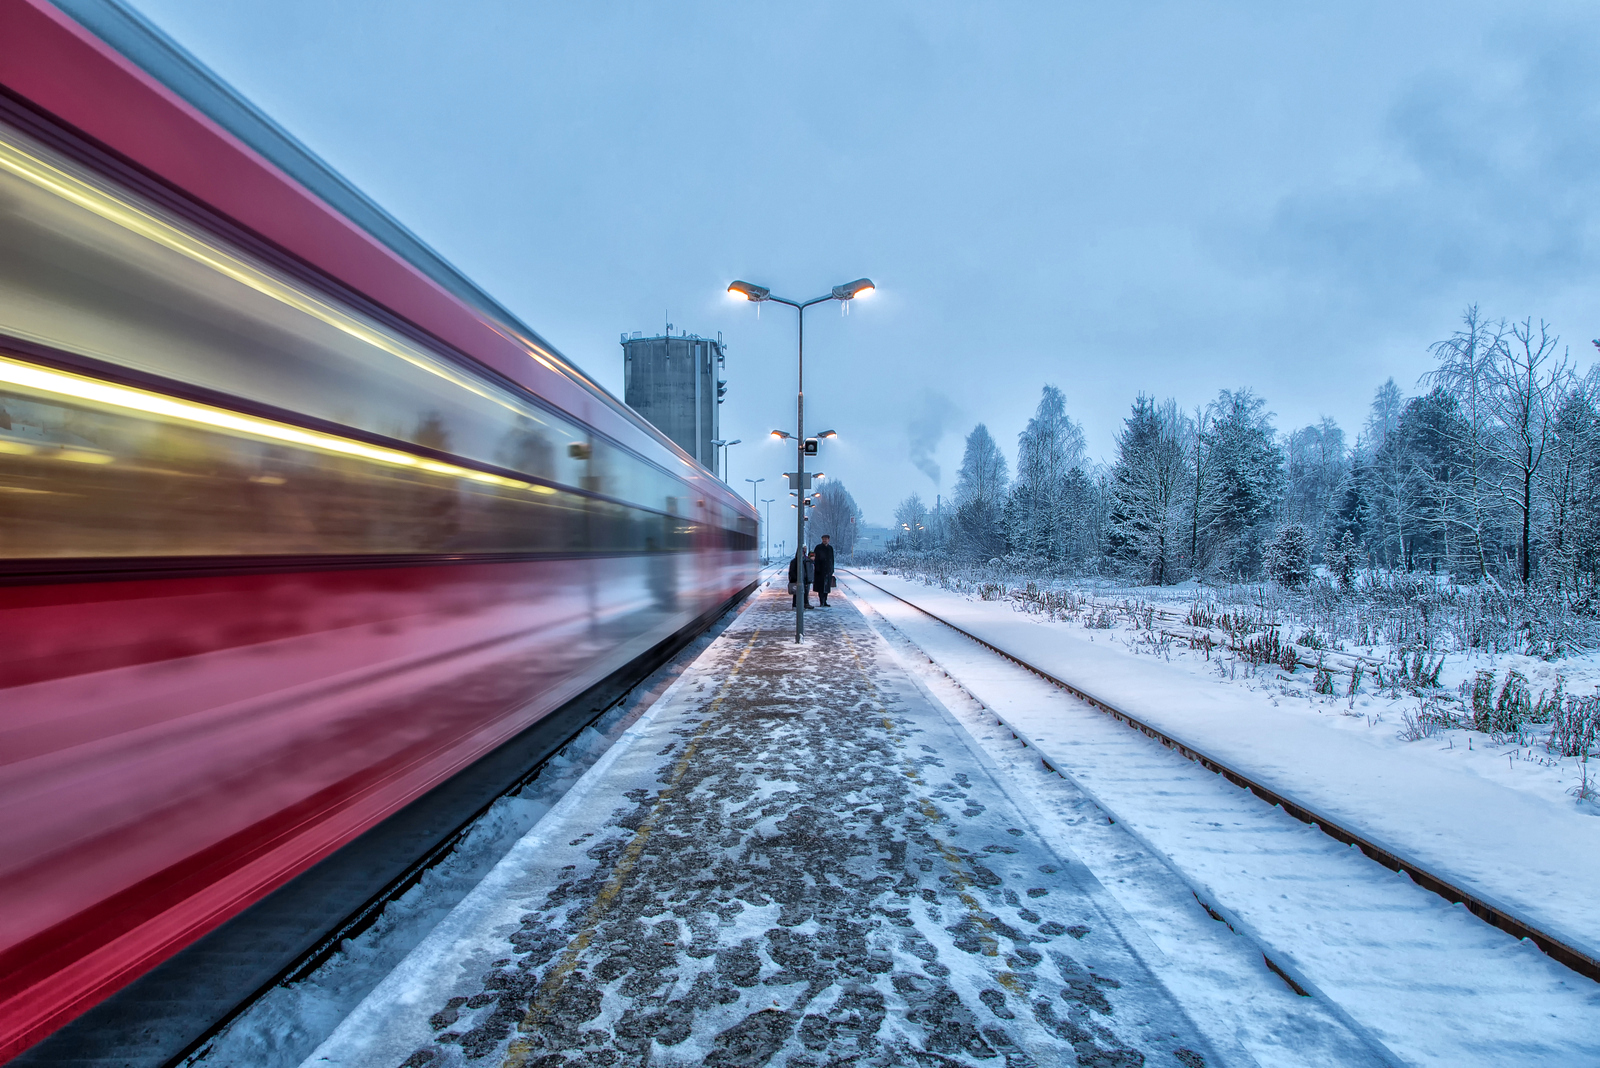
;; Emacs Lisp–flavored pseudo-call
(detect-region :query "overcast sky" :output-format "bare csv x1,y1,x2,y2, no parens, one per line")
127,0,1600,524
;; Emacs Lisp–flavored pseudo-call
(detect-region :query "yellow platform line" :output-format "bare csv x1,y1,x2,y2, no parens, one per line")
502,626,762,1068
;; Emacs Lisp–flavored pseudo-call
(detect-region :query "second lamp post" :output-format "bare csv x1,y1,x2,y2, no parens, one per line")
728,277,873,642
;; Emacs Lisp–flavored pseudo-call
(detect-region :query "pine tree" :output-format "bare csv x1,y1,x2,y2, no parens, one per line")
1265,523,1314,588
1009,385,1086,561
1107,395,1191,584
1200,388,1284,579
1541,384,1600,593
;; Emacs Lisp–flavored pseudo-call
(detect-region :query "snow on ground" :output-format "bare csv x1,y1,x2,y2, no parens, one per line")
851,592,1391,1068
183,588,764,1068
849,571,1600,963
842,573,1600,1067
297,588,1229,1068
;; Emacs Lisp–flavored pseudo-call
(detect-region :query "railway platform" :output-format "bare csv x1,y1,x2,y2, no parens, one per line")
301,584,1225,1068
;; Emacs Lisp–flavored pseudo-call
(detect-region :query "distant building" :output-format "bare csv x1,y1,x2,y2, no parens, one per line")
856,524,893,555
621,329,726,470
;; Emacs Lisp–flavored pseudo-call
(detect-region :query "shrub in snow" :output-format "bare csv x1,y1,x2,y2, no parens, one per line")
1494,670,1532,733
1530,678,1564,724
1396,650,1445,691
1313,657,1335,694
1265,523,1314,589
1348,661,1364,696
1469,670,1497,731
1549,696,1598,758
1398,703,1446,741
1277,641,1299,674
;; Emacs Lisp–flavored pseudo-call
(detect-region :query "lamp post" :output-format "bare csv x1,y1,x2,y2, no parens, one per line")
744,476,765,506
760,497,774,563
730,279,871,641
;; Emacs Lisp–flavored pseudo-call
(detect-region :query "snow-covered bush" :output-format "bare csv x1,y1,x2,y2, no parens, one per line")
1265,523,1314,588
1312,658,1335,694
1494,670,1532,733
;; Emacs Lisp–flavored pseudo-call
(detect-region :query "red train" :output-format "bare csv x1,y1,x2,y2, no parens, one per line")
0,1,757,1057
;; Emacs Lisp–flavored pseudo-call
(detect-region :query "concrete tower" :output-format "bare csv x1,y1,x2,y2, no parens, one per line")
621,330,726,470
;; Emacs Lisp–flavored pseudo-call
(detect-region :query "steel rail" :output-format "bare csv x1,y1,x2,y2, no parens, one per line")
843,569,1600,985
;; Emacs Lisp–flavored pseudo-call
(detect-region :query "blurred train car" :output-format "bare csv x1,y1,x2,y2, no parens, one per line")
0,0,758,1058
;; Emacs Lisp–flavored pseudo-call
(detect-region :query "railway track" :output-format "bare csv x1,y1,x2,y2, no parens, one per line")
843,568,1600,986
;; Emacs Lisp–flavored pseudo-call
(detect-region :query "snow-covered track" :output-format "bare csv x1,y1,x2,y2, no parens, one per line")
843,569,1600,985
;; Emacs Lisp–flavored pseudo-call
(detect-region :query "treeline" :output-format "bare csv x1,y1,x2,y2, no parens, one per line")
892,308,1600,594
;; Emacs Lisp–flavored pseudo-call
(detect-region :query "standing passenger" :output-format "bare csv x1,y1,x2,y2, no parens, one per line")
812,534,835,606
788,551,815,608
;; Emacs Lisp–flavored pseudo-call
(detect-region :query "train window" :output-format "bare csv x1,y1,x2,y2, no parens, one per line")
0,120,719,530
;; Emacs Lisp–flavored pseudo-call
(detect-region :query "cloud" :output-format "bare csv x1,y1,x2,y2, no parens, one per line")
1249,28,1600,311
906,389,957,486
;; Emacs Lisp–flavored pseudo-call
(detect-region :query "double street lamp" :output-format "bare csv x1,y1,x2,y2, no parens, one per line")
709,438,741,483
730,277,872,641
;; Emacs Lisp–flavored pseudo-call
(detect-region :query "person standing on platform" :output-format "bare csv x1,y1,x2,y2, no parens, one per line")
789,550,815,608
813,534,836,607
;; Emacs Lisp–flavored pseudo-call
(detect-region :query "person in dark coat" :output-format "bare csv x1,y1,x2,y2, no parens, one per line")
788,551,815,608
812,534,836,606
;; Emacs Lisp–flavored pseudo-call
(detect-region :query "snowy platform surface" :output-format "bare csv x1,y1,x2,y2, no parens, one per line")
845,572,1600,964
301,589,1223,1068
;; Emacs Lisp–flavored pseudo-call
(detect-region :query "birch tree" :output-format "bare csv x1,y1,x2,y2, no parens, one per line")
1425,306,1505,579
1488,319,1569,584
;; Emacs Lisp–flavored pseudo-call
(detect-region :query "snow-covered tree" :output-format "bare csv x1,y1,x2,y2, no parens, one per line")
1107,395,1190,584
1283,417,1347,542
1360,380,1418,571
1399,387,1469,572
1323,530,1359,588
1540,381,1600,592
950,424,1009,559
1008,385,1087,560
1199,388,1283,579
1265,523,1314,588
1424,306,1505,579
810,481,863,558
1488,319,1569,585
893,492,930,550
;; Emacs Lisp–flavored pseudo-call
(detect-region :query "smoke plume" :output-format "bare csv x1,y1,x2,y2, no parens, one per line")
906,390,957,486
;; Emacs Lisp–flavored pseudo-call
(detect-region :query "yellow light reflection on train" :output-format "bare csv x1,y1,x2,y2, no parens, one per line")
0,356,533,491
